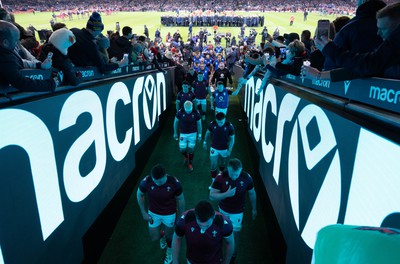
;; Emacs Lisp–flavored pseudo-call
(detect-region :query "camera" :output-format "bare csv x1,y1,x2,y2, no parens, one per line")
280,47,287,60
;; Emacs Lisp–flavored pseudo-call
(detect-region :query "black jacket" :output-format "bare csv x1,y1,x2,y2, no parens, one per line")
68,28,118,73
324,0,386,70
267,56,304,77
211,68,233,87
108,36,133,61
322,25,400,78
40,43,81,86
0,46,55,92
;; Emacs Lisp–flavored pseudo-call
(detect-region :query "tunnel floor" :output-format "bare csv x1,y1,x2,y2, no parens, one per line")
97,92,280,264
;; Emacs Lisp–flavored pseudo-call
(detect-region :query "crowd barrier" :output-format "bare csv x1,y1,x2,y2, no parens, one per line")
0,62,170,100
0,65,174,264
233,65,400,263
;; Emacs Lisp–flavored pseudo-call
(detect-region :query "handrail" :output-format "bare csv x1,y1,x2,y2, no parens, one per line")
0,62,171,108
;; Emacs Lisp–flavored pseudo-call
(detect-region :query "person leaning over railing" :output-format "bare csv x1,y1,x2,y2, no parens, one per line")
68,12,128,74
39,27,81,86
301,2,400,81
0,21,59,92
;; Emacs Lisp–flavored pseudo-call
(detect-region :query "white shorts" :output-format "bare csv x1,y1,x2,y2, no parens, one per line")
215,107,227,115
210,147,229,158
148,211,176,228
196,98,207,106
179,132,197,149
219,208,243,231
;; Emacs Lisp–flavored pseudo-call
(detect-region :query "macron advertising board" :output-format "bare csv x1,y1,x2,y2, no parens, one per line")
241,76,400,263
0,71,172,264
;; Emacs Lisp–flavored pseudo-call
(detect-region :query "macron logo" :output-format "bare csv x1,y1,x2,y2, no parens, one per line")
344,81,351,94
369,86,400,104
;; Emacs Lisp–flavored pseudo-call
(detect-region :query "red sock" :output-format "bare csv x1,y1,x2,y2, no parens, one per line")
211,169,218,179
188,153,194,164
166,238,172,248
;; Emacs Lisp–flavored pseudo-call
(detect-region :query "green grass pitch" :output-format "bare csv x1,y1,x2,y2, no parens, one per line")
15,11,348,44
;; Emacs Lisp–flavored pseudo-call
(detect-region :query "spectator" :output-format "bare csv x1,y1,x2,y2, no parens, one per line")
172,200,234,264
256,40,305,95
324,0,386,70
0,21,58,91
108,26,133,62
95,34,113,65
40,27,81,86
300,30,313,58
68,12,127,73
303,2,400,81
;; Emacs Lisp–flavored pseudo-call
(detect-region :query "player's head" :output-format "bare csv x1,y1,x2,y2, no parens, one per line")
182,81,190,92
195,200,215,233
227,158,243,181
197,71,204,81
218,61,225,70
216,81,224,91
215,112,226,126
151,164,167,186
184,100,193,114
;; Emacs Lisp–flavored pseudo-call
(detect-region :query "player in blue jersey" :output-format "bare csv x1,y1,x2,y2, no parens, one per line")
174,101,202,172
210,81,230,115
209,158,257,263
203,112,235,186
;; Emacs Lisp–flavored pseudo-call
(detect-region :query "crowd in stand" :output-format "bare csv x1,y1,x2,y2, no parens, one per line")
1,0,400,94
4,0,358,14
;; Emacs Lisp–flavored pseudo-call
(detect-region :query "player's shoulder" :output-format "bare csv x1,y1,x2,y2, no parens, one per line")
183,209,196,223
166,175,180,184
141,175,152,184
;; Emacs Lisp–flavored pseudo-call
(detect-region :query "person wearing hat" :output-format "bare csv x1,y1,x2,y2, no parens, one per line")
68,12,127,74
0,21,58,91
39,27,81,86
283,32,300,46
192,71,211,121
203,112,235,188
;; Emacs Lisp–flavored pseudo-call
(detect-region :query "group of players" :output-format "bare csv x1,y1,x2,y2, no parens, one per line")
136,47,257,263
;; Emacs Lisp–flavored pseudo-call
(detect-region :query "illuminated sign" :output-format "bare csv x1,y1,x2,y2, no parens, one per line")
243,76,400,262
0,72,170,263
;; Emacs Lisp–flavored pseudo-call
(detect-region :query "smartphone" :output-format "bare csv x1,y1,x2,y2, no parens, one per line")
47,52,53,60
317,20,330,39
280,47,287,60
